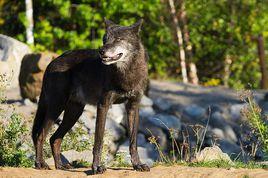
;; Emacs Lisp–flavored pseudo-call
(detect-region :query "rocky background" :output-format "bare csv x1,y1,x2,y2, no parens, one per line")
1,34,268,167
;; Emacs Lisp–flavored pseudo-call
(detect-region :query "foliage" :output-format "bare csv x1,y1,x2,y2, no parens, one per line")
0,113,33,167
71,159,91,168
0,0,268,88
241,90,268,154
0,75,33,167
110,151,131,167
185,0,268,89
61,125,93,152
32,0,177,77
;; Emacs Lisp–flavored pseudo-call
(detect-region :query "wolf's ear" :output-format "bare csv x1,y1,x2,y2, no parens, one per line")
104,18,116,29
130,19,143,34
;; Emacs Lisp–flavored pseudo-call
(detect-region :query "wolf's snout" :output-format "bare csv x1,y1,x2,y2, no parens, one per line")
99,47,124,65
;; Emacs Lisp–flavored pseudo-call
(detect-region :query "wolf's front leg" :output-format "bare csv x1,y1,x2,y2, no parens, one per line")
126,101,150,172
92,97,111,174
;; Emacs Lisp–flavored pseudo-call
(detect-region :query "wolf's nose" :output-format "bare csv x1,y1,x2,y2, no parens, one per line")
99,49,105,55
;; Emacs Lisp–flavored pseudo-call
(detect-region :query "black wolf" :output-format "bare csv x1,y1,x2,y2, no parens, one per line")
32,19,150,174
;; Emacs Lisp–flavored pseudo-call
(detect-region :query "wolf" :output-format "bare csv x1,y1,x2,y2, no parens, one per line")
31,19,150,174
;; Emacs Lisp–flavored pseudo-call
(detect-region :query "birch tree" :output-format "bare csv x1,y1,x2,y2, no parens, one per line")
168,0,188,83
25,0,34,44
179,0,199,85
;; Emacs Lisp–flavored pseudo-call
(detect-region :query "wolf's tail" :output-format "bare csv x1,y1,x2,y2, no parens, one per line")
32,90,47,144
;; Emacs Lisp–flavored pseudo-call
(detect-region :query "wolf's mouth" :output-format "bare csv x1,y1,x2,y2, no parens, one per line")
101,53,123,64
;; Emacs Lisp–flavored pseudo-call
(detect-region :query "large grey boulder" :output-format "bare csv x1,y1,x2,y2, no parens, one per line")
182,104,207,123
0,34,31,88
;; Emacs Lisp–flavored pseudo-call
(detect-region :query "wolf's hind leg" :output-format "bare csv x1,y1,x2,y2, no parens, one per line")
33,105,63,170
33,118,54,169
50,101,84,170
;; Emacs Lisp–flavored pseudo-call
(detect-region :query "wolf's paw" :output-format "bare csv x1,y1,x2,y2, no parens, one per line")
92,165,107,174
35,161,51,170
55,163,73,170
133,163,150,172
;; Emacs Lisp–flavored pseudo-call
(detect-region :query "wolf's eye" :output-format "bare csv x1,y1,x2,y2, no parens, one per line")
116,38,122,42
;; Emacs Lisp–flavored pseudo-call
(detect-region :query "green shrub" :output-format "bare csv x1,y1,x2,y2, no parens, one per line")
241,90,268,154
0,74,33,167
0,113,33,167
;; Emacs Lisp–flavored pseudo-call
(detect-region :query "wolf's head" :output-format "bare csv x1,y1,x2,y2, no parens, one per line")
99,19,143,65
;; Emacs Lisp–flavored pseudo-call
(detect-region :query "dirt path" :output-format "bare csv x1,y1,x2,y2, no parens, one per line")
1,165,268,178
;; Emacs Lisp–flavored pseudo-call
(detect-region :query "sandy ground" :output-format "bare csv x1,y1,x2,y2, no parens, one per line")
1,165,268,178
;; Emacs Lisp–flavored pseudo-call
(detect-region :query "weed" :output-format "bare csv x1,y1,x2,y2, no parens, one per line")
240,90,268,154
71,159,91,168
0,74,33,167
148,109,211,164
111,151,131,167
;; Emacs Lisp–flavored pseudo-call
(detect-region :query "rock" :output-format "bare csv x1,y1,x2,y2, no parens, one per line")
139,106,155,118
211,128,225,140
121,133,147,147
147,114,181,132
230,104,245,121
105,119,126,142
153,98,173,112
83,106,97,120
196,146,233,163
259,101,268,116
107,104,125,124
0,34,31,88
209,112,238,143
19,52,58,101
84,105,97,114
217,139,241,157
46,150,93,166
22,98,34,106
117,142,157,167
79,115,126,142
210,105,224,114
182,104,207,122
140,95,153,107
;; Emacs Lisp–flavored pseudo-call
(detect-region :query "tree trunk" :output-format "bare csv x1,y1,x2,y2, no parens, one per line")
25,0,34,44
179,0,199,85
168,0,188,83
223,0,235,87
223,54,232,87
257,34,268,89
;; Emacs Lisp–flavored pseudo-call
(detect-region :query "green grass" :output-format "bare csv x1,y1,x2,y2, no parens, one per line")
71,160,91,168
153,160,268,169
